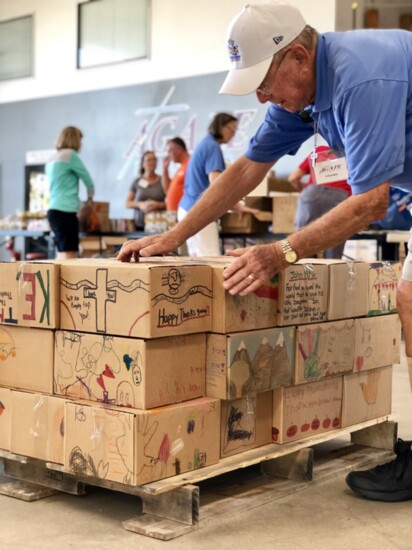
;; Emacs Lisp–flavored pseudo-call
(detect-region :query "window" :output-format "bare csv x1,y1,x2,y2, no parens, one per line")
77,0,149,69
0,15,33,81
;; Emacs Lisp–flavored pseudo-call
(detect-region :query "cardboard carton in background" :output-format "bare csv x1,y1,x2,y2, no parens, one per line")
367,261,402,316
194,257,278,333
272,377,343,444
277,261,329,326
267,175,297,194
220,196,273,234
341,366,392,427
220,391,273,458
354,314,401,372
0,325,54,393
54,330,206,409
59,259,212,339
11,391,66,463
206,326,294,400
295,319,355,384
0,386,11,451
271,192,299,234
220,213,271,234
64,396,221,485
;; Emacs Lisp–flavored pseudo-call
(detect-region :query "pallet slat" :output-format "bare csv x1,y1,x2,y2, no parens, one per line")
142,415,396,495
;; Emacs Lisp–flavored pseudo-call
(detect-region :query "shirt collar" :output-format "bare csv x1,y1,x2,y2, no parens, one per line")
312,34,334,114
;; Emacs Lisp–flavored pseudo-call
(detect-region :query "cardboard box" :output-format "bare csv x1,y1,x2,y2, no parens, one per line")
244,196,273,213
220,196,272,233
54,330,206,409
341,366,392,427
277,261,329,326
310,259,369,320
79,236,102,259
11,391,65,463
0,261,59,329
267,176,297,194
272,377,343,444
206,326,294,399
193,257,278,333
220,391,273,458
354,314,401,372
295,319,355,384
367,261,402,316
64,397,221,485
59,258,212,338
271,193,299,234
0,325,54,393
0,387,11,451
220,212,271,234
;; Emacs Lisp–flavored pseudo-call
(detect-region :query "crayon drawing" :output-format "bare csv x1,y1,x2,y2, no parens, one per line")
54,330,142,407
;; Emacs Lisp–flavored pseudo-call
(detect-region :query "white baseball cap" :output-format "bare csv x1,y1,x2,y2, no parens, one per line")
219,1,307,96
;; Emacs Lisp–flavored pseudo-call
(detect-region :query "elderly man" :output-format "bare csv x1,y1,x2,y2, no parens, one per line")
117,1,412,501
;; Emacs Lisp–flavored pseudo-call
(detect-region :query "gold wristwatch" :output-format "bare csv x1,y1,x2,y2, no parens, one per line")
281,239,298,264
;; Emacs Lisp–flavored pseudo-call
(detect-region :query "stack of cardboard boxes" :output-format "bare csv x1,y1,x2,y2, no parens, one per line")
0,256,401,488
272,259,401,442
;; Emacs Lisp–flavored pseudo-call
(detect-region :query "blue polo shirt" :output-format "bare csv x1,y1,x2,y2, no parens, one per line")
179,133,226,211
246,29,412,195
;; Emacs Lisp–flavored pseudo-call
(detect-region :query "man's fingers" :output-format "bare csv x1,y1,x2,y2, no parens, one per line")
225,272,264,296
226,248,248,258
117,239,149,262
238,278,263,296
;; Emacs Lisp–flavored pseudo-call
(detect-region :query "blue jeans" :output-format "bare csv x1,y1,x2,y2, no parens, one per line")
295,185,348,259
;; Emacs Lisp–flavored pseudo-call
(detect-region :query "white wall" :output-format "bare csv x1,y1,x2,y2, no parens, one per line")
335,0,412,31
0,0,336,104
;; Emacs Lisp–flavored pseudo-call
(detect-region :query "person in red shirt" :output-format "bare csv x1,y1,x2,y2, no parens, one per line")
162,137,190,212
288,145,352,258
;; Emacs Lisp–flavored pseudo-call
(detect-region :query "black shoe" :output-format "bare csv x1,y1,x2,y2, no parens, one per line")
346,439,412,502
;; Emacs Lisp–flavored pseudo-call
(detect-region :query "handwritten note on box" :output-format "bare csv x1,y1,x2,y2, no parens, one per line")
277,261,329,326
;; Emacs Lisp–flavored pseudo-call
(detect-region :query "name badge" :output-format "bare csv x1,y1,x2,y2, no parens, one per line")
313,157,348,184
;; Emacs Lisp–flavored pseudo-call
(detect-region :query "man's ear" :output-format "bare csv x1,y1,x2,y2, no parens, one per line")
291,44,310,66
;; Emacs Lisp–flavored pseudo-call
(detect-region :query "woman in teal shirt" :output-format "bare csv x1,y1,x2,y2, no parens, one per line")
46,126,95,259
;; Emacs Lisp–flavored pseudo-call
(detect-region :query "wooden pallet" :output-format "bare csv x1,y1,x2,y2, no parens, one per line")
0,415,397,541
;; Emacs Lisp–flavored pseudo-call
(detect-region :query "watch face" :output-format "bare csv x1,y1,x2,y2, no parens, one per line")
285,250,298,263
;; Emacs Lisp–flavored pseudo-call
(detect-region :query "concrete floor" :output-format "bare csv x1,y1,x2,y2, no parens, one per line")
1,345,412,550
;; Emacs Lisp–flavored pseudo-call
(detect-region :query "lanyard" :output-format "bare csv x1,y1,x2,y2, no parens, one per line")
310,113,321,168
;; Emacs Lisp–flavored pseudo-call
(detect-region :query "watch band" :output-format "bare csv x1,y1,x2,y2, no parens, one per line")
281,239,298,264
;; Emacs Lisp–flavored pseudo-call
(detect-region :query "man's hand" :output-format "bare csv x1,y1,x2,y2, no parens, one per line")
116,230,183,262
223,243,284,296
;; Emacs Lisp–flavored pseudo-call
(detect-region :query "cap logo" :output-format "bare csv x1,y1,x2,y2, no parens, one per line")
273,36,284,45
227,38,241,62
